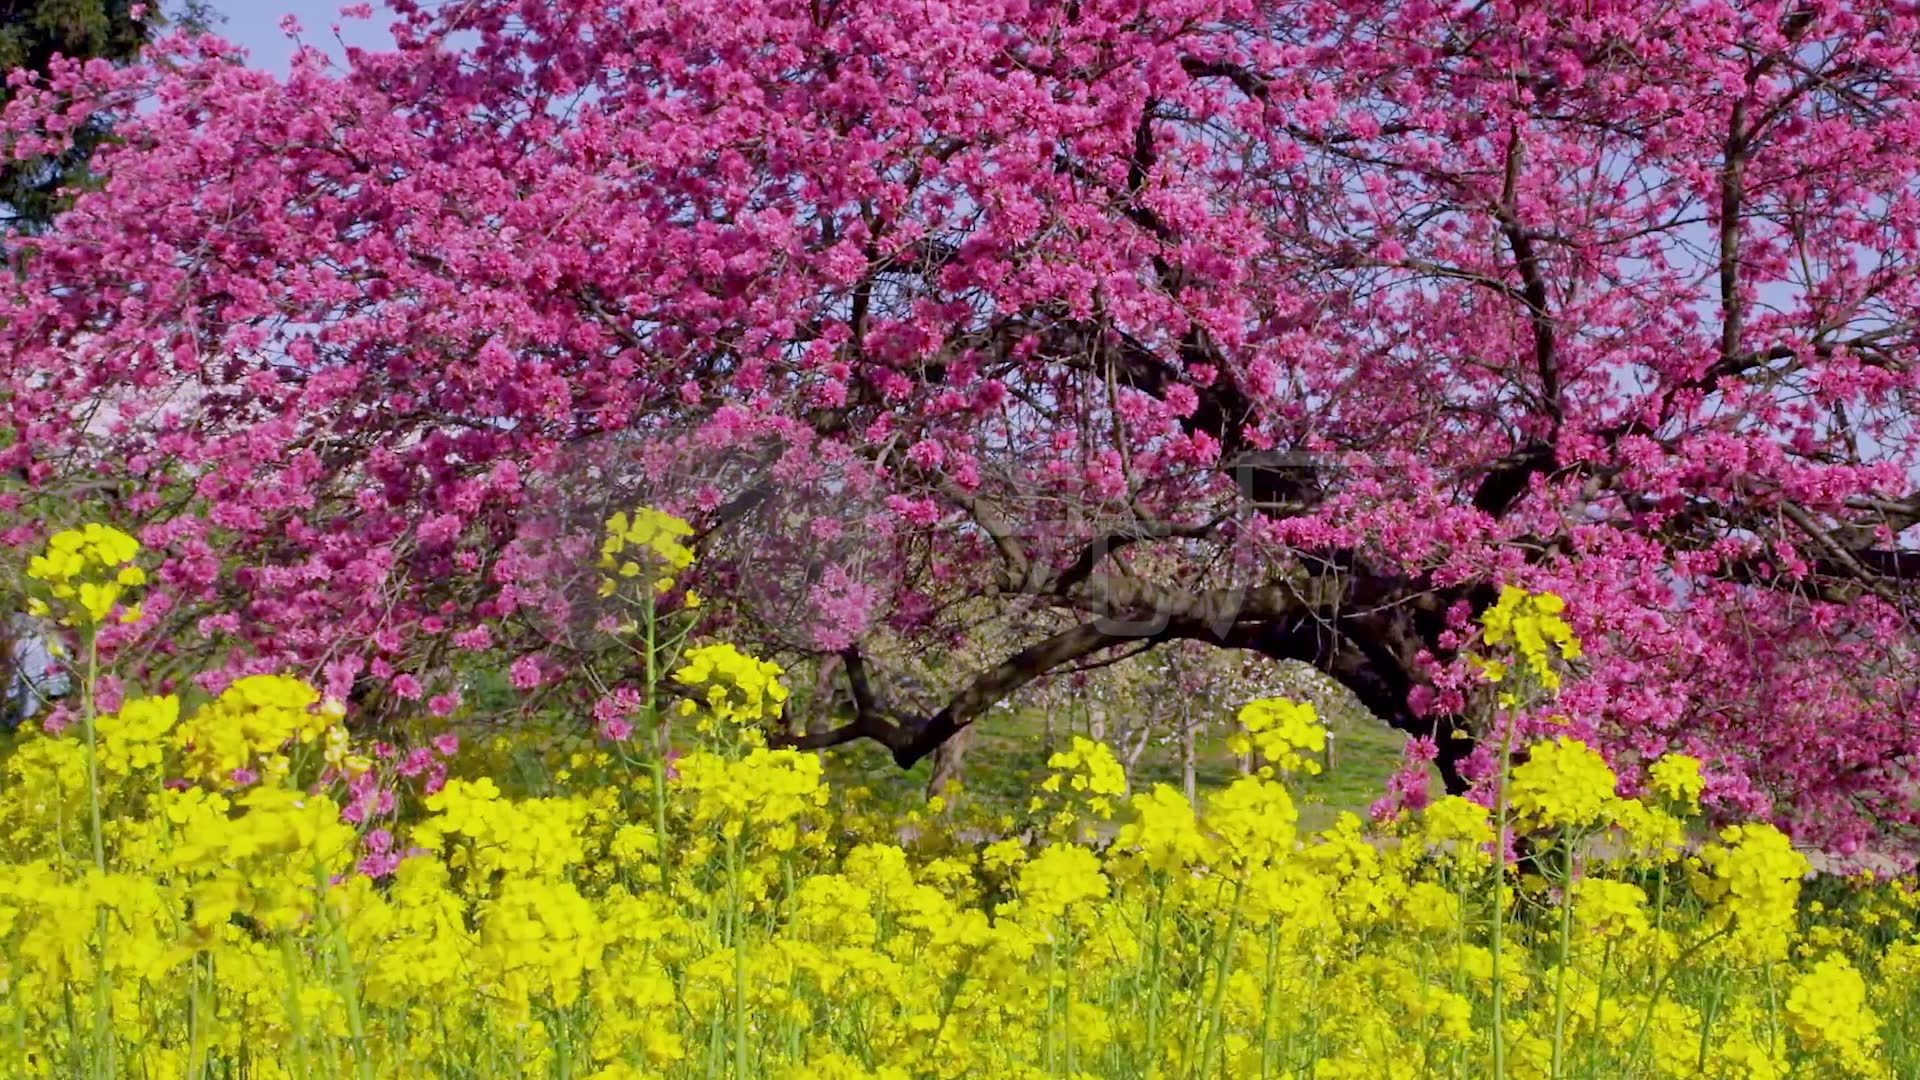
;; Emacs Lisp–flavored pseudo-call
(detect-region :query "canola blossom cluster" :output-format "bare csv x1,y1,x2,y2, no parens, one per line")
598,508,697,598
1230,696,1328,777
1476,585,1582,691
672,643,791,732
23,524,145,627
6,531,1920,1078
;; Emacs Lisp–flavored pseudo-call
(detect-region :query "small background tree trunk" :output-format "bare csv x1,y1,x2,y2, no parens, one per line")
1180,704,1197,804
927,724,974,798
807,654,842,737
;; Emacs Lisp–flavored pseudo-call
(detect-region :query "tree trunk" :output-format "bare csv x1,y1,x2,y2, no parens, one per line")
927,723,974,798
1180,704,1197,804
808,653,843,736
1121,721,1154,791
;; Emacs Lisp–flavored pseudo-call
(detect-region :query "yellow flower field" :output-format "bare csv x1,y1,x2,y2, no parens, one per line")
4,524,1918,1078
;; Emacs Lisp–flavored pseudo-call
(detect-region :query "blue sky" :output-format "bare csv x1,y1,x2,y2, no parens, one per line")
204,0,395,74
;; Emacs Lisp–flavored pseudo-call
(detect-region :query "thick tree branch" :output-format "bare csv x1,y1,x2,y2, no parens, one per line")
891,620,1154,766
1496,127,1562,430
1050,513,1233,593
773,646,915,753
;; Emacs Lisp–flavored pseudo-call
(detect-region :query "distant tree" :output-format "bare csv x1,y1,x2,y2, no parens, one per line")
0,0,217,719
0,0,215,230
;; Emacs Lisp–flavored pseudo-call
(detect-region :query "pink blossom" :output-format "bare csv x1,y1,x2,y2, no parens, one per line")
357,850,401,878
357,829,401,877
4,0,1920,848
809,564,878,653
508,655,543,691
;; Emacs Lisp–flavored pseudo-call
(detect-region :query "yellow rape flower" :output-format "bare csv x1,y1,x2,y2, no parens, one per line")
1228,696,1326,776
1112,784,1213,872
93,694,179,775
1009,844,1108,922
171,674,336,784
599,506,696,596
1206,775,1299,868
1690,822,1810,964
1040,736,1126,803
672,747,826,846
1509,737,1618,832
1478,586,1580,690
672,642,790,735
25,522,145,626
1572,878,1651,943
1785,955,1887,1077
1647,753,1706,816
1420,794,1496,868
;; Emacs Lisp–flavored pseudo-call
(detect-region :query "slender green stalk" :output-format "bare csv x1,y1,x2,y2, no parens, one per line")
325,899,376,1080
1259,922,1279,1078
1195,876,1247,1080
1762,960,1779,1057
653,758,671,890
1650,867,1668,985
1450,857,1472,1079
281,935,312,1080
1142,879,1167,1072
1695,966,1728,1072
1063,915,1077,1077
1044,928,1059,1073
1488,713,1517,1080
1621,924,1733,1069
7,939,27,1074
77,631,114,1079
1584,938,1614,1078
1550,829,1574,1079
728,831,749,1079
186,951,207,1078
554,1005,574,1080
62,986,81,1078
644,590,676,892
644,590,664,757
79,634,106,874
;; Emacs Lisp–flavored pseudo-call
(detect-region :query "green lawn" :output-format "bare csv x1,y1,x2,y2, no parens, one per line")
819,700,1418,832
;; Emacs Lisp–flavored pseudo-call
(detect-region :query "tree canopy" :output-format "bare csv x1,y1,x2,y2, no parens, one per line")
5,0,1920,850
0,0,156,229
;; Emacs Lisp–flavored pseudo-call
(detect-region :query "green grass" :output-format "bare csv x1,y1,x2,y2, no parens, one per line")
1294,715,1416,829
418,652,1423,832
818,701,1418,832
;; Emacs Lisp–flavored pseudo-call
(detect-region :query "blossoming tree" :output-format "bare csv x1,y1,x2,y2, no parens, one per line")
6,0,1920,847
